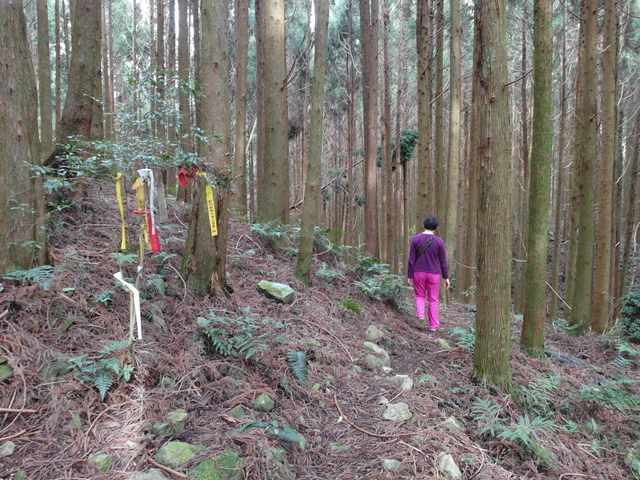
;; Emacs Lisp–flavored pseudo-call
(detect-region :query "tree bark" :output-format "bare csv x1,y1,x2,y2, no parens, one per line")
181,0,232,296
0,0,45,274
257,0,290,223
521,0,553,357
295,0,330,285
45,0,103,167
569,0,598,333
591,0,618,333
360,0,379,256
233,0,249,216
37,0,53,154
471,0,513,392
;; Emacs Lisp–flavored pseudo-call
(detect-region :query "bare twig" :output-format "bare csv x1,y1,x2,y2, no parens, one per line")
0,430,42,442
146,455,190,479
0,408,38,414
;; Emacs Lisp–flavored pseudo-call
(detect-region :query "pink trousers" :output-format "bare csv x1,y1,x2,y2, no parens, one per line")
412,271,441,330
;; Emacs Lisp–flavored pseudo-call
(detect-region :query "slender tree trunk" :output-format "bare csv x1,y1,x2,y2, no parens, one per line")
360,0,379,256
382,7,393,264
434,0,445,219
444,0,461,295
591,0,618,333
416,0,432,230
177,0,192,200
513,11,529,315
37,0,53,154
295,0,330,285
521,0,553,357
471,0,513,392
166,0,177,192
55,0,62,127
233,0,249,216
569,0,598,333
549,3,567,323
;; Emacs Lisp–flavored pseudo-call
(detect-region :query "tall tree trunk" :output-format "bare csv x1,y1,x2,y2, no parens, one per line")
177,0,192,200
520,0,553,357
513,11,530,315
254,0,265,220
0,0,45,274
569,0,598,333
295,0,330,285
37,0,53,154
381,7,393,265
471,0,513,392
45,0,103,167
416,0,432,231
233,0,249,216
166,0,177,192
54,0,62,127
257,0,289,223
360,0,379,256
434,0,445,219
549,3,567,323
181,0,232,296
444,0,461,294
591,0,618,333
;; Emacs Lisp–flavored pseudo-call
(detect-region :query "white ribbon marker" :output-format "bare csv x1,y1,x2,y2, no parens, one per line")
114,271,142,341
137,169,157,238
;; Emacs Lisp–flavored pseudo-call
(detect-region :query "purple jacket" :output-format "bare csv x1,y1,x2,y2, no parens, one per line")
407,233,449,279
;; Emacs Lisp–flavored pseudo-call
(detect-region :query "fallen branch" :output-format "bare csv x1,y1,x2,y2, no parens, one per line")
147,455,189,479
333,393,419,439
0,408,38,414
0,430,42,442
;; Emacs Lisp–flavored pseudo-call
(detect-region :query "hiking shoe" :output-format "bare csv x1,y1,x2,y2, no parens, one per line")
417,318,425,330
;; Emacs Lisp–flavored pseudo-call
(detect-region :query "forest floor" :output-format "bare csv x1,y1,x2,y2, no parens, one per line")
1,179,640,480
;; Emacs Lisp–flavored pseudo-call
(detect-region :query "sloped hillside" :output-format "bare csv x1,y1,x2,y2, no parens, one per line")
1,180,639,480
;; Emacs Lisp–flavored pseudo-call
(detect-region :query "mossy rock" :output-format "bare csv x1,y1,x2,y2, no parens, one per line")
155,441,201,469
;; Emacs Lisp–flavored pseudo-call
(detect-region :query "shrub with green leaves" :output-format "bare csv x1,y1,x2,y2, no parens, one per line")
69,340,133,401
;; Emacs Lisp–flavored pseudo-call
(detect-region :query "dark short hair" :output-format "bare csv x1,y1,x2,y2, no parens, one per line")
423,215,439,230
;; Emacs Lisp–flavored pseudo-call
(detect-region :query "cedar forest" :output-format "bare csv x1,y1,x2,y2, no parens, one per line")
1,0,640,478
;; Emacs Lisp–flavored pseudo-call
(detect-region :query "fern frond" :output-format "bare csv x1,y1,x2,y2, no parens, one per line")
4,265,56,290
100,340,129,355
287,350,308,383
94,371,114,401
145,273,166,295
111,252,138,264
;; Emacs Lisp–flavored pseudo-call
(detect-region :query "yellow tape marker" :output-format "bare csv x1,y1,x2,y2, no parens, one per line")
132,176,150,248
115,173,127,250
197,173,218,236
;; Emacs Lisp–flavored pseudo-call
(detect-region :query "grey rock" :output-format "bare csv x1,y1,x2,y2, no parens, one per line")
257,280,295,304
382,403,413,421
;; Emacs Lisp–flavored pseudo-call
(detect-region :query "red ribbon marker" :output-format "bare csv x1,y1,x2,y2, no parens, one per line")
177,166,199,187
133,210,161,253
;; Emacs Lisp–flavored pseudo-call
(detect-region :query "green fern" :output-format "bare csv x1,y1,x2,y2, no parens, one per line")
3,265,56,290
100,340,129,355
451,327,476,350
287,350,308,383
497,414,556,461
145,273,167,295
471,397,506,438
339,296,362,315
516,375,561,416
93,371,114,401
111,252,138,264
